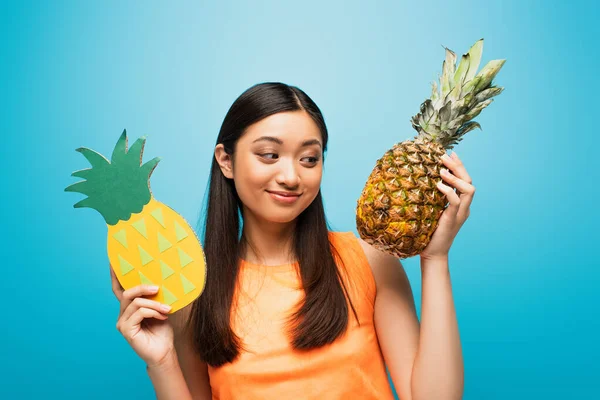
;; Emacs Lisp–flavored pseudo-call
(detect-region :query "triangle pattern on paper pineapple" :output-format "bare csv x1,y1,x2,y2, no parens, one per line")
161,285,178,305
113,229,128,249
132,219,148,239
139,270,153,285
138,245,153,266
160,260,175,279
178,248,193,268
157,232,172,253
174,220,188,242
180,272,196,295
118,254,134,275
151,208,166,228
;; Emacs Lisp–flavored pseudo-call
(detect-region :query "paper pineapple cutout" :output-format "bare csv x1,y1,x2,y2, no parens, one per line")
65,129,206,313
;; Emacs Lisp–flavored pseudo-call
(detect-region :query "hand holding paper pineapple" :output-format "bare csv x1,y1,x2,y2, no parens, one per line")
356,38,505,259
111,267,176,368
65,130,207,314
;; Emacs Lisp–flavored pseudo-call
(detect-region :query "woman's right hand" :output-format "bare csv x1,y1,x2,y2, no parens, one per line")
110,265,175,368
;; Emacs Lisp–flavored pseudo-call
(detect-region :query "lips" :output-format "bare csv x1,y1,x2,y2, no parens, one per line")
266,190,301,197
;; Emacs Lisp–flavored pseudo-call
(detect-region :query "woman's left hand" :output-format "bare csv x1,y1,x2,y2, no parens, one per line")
420,151,476,261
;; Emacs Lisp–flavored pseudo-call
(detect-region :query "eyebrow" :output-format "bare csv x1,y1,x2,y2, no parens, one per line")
252,136,322,148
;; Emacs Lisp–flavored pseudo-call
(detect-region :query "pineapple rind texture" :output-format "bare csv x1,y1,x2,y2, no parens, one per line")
356,139,447,259
107,198,207,314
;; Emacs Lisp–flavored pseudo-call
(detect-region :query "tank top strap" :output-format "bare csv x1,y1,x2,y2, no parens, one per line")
329,231,377,311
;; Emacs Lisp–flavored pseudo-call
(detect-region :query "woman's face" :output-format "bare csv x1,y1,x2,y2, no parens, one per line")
215,110,324,225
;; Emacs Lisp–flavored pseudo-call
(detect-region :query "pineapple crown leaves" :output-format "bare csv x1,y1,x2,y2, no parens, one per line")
65,129,161,225
411,38,506,150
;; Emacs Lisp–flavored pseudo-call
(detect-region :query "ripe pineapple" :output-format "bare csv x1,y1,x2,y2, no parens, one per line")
356,39,505,259
65,130,206,313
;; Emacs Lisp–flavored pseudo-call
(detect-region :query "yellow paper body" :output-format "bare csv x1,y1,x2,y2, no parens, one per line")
107,197,206,313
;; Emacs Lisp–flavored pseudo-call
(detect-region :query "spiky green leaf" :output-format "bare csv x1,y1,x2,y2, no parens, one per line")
441,48,457,97
465,39,484,81
66,131,159,225
71,169,92,179
475,87,504,103
111,130,128,164
453,53,471,90
465,99,493,120
75,147,109,168
456,121,482,137
431,80,439,102
474,59,506,92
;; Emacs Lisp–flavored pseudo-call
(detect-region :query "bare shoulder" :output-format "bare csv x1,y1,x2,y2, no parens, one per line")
357,237,419,400
357,237,407,292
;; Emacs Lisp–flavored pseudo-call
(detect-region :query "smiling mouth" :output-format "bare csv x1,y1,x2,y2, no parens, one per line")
266,190,301,197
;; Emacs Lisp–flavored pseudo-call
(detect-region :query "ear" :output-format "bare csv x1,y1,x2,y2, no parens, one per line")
214,144,234,179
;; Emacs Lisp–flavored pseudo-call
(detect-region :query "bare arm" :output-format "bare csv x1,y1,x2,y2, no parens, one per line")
167,303,213,400
360,240,464,400
147,350,194,400
411,256,464,400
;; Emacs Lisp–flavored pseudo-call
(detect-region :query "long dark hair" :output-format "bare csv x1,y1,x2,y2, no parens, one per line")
188,82,358,367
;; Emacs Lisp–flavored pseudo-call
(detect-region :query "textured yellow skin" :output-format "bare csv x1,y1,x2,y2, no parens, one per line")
107,197,206,313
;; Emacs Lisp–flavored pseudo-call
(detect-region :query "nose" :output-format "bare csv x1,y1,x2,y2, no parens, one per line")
275,158,300,188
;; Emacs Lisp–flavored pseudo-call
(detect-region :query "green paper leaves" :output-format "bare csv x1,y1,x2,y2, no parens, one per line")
65,129,161,225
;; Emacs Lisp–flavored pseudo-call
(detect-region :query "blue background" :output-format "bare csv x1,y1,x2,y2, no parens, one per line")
2,0,598,398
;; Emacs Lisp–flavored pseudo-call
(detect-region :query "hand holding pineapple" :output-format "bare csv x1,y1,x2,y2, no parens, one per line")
111,267,175,368
419,151,475,261
356,38,505,259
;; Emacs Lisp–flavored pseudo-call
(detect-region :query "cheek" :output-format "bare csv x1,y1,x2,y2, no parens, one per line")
303,166,323,190
232,161,271,199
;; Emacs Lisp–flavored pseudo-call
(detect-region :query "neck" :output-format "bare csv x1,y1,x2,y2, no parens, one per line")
240,208,297,266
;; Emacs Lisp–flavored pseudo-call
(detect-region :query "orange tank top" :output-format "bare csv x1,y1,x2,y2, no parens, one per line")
207,231,395,399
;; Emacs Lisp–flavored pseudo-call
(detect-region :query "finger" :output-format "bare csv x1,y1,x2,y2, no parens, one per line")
121,297,172,322
119,284,159,316
122,284,160,301
110,265,124,301
440,168,475,221
121,307,168,333
440,168,476,198
437,181,460,218
441,152,472,185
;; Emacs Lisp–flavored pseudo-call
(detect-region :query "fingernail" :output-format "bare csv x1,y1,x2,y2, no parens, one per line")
451,151,458,159
161,304,172,312
150,286,159,292
441,153,450,160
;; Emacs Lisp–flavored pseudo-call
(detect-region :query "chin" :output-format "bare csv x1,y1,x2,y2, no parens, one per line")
263,210,303,224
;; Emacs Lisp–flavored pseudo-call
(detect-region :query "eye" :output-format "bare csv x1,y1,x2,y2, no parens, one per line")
301,156,320,165
259,153,278,160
